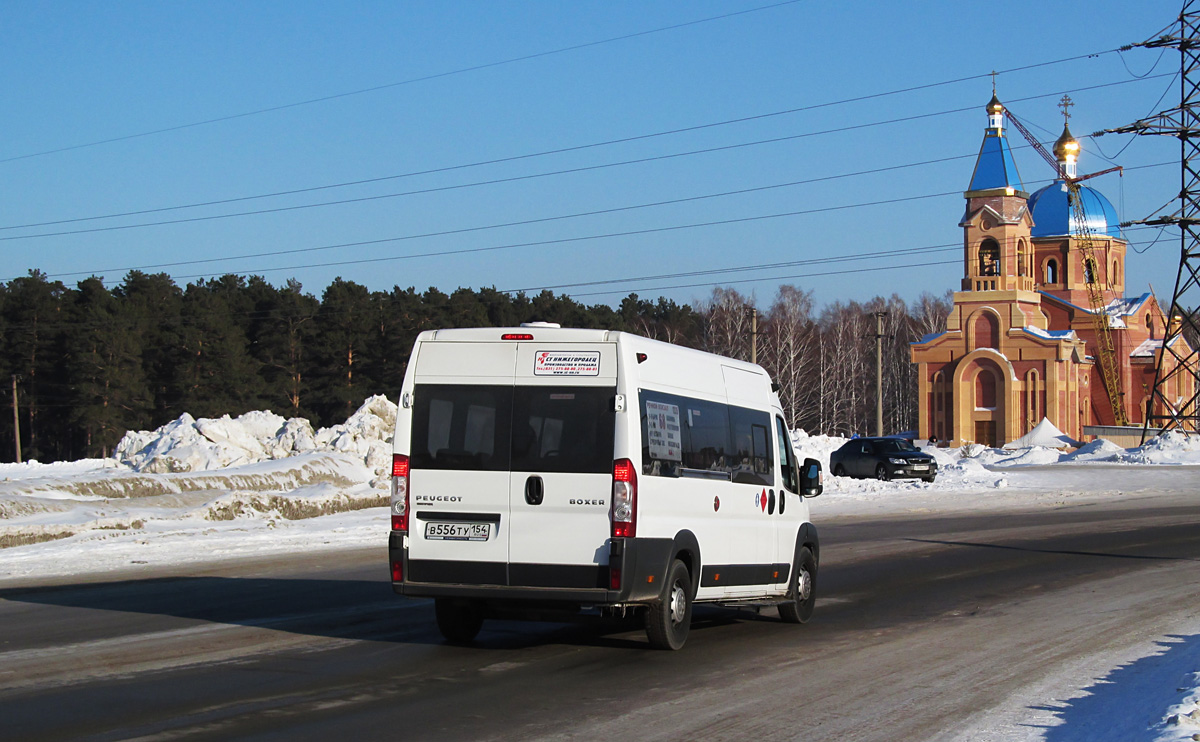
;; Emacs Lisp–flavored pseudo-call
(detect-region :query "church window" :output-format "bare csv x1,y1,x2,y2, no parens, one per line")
1112,259,1120,286
975,368,997,410
1084,258,1097,284
1017,240,1028,276
978,239,1000,276
1025,369,1041,428
1045,259,1059,284
972,311,1000,349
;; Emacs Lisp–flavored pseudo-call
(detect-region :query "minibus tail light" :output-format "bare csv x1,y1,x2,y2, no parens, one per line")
391,454,409,532
501,333,534,340
611,458,637,538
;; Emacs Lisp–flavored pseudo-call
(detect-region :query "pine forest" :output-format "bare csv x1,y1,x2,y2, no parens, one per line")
0,270,953,463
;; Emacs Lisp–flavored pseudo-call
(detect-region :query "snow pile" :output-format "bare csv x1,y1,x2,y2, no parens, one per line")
115,412,316,473
1157,670,1200,741
0,458,122,479
992,446,1064,468
1004,416,1080,450
937,455,1008,488
1117,431,1200,466
1,396,398,557
789,430,848,470
1062,438,1126,463
115,395,396,481
311,394,396,486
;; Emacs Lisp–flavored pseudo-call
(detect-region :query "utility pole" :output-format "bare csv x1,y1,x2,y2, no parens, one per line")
873,311,887,436
11,375,21,463
751,308,758,365
1097,1,1200,441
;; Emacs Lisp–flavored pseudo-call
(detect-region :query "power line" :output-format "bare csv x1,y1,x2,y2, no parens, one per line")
164,191,963,281
1,72,1164,239
11,157,1172,287
2,219,1180,333
0,0,806,165
36,154,978,279
28,159,1170,284
501,244,964,293
569,259,962,299
0,240,969,333
1,112,983,242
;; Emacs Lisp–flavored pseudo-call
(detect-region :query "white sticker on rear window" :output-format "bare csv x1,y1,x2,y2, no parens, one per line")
646,400,682,462
534,351,601,376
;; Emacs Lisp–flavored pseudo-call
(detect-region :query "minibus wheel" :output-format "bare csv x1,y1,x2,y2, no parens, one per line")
645,559,692,650
435,598,484,644
779,547,817,624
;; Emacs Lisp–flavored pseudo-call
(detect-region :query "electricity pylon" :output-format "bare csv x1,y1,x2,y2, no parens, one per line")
1098,1,1200,440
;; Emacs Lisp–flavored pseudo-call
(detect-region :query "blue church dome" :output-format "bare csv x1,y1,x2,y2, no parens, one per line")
1027,181,1121,239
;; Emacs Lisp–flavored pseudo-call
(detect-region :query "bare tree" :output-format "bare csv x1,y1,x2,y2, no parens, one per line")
817,301,872,436
699,287,755,362
760,285,819,430
912,290,954,338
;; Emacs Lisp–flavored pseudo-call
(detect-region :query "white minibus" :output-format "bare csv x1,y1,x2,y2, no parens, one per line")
388,325,822,649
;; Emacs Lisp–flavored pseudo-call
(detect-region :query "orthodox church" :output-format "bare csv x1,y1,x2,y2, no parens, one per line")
910,93,1193,447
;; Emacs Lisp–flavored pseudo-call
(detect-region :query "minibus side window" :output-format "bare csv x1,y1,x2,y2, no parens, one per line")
683,399,729,474
775,416,799,494
729,405,772,485
640,390,684,477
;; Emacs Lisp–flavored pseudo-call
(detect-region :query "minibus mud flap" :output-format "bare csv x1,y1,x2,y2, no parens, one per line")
611,537,675,602
612,531,700,603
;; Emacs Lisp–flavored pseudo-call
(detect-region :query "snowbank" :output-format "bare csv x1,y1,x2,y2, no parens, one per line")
1,396,398,557
1117,430,1200,466
115,394,396,483
992,446,1064,468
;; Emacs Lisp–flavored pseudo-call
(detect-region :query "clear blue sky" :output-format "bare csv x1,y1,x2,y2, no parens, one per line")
0,0,1186,311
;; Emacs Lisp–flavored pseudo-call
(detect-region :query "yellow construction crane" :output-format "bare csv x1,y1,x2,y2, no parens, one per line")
1007,105,1129,426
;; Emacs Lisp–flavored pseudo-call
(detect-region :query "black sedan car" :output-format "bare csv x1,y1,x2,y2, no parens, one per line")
829,437,937,482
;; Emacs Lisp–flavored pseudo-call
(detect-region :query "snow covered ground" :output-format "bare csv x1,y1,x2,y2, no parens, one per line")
1,403,1199,740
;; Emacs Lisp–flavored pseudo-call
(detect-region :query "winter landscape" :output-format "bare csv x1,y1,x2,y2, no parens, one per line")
2,397,1198,740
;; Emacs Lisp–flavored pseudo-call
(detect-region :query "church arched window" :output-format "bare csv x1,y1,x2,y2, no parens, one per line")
1112,258,1120,286
1017,240,1028,276
1084,258,1097,284
975,368,997,410
978,239,1000,276
1045,258,1059,284
972,311,1000,349
1025,369,1041,428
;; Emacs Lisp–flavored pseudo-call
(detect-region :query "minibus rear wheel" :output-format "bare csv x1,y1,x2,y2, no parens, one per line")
645,559,692,650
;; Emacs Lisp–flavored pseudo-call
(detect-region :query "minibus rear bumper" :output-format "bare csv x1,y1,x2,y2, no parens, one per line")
390,533,673,606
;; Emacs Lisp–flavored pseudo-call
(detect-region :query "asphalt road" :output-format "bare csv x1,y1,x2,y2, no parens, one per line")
2,473,1199,741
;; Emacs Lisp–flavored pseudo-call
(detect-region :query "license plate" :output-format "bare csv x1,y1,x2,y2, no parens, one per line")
424,522,491,541
911,464,929,471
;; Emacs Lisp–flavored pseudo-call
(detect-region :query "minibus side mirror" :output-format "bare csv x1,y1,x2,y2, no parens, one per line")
800,457,822,497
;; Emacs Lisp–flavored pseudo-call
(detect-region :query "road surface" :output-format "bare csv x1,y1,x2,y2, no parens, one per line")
1,467,1198,741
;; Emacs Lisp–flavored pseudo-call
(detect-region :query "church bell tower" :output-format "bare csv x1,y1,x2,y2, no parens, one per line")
960,94,1036,293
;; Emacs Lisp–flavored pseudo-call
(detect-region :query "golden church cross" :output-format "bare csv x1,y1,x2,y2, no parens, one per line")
1058,94,1074,122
